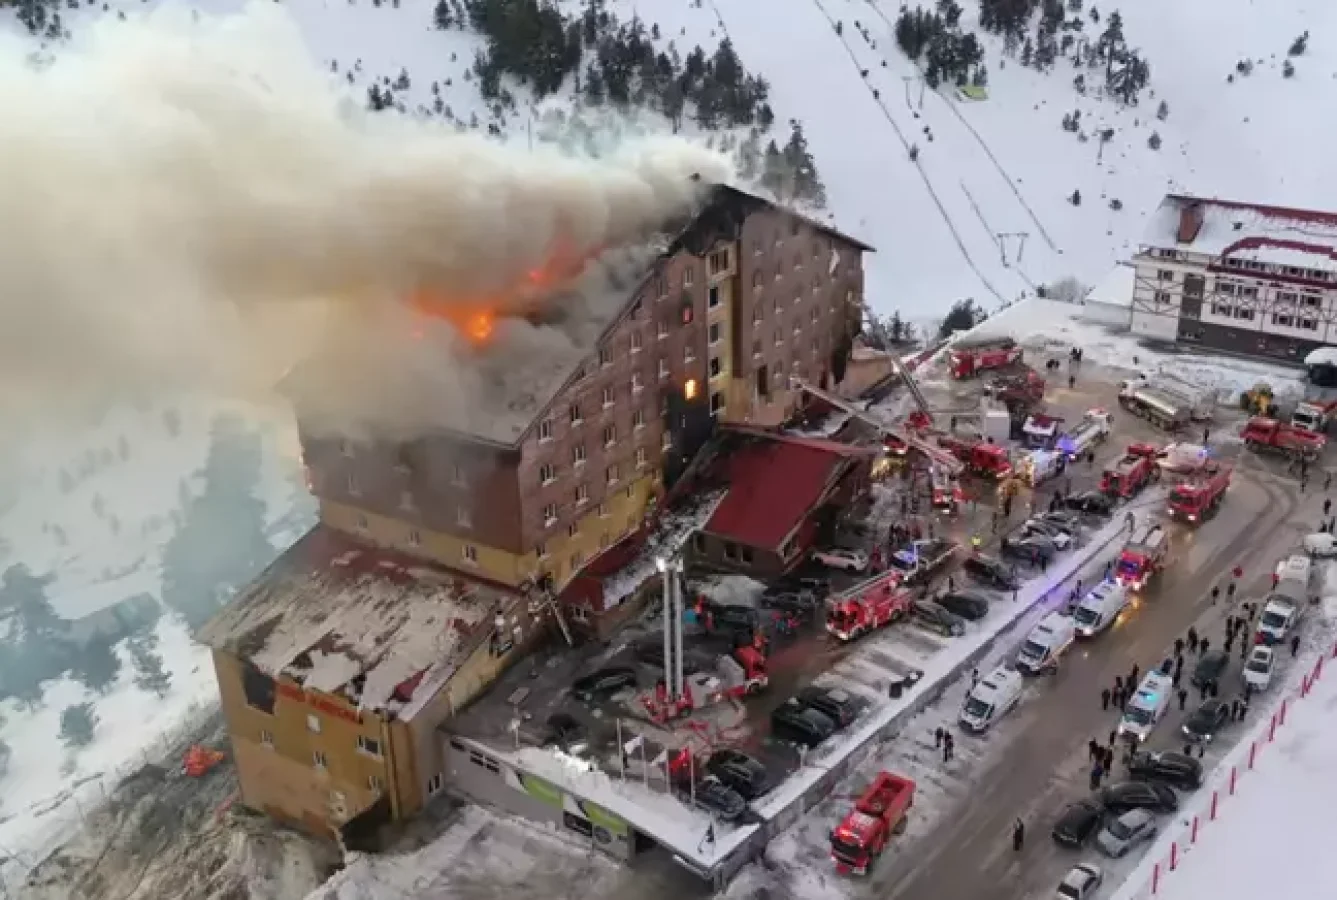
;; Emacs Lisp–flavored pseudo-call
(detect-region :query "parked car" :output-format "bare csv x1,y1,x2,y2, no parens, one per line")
1126,750,1203,791
571,667,637,703
1181,699,1230,743
934,590,992,621
1023,518,1075,549
911,599,967,637
771,699,836,748
796,685,860,728
1256,598,1299,646
963,553,1021,591
1000,533,1058,564
1304,531,1337,557
1243,645,1276,691
690,776,747,822
760,590,820,617
1066,491,1115,515
1052,799,1105,847
813,548,869,573
703,601,761,638
1100,780,1179,815
1095,808,1158,858
1055,863,1104,899
1039,511,1086,532
1190,652,1229,690
704,749,770,800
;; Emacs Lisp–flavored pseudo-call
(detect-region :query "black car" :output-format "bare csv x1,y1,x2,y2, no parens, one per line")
796,685,860,728
1066,491,1115,515
571,667,637,703
538,713,586,749
1000,534,1057,564
1038,510,1085,532
777,575,827,594
705,749,770,800
704,602,760,638
1127,751,1203,791
761,590,820,617
1101,780,1179,815
1190,652,1229,690
1181,699,1230,743
934,590,992,621
962,554,1021,591
691,776,748,822
911,599,967,637
1052,799,1105,847
771,699,836,747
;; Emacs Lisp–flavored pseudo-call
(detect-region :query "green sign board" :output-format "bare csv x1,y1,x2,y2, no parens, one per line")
518,773,563,808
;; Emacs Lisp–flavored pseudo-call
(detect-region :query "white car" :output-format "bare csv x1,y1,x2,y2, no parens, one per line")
1304,532,1337,557
1056,863,1104,899
1243,646,1275,691
812,548,869,573
1257,598,1299,645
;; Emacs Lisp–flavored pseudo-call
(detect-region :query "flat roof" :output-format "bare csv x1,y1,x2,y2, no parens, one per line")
196,525,514,719
1141,194,1337,263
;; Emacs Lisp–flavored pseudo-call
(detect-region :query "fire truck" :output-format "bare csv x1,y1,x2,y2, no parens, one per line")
830,771,915,875
826,571,913,642
1100,443,1160,498
1022,413,1062,449
1241,417,1327,460
1115,524,1169,591
1290,398,1337,434
1057,409,1113,460
983,368,1046,407
1167,463,1231,523
949,337,1023,379
930,466,965,511
937,435,1013,478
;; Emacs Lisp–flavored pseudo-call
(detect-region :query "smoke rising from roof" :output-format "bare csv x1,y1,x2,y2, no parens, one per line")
0,2,731,438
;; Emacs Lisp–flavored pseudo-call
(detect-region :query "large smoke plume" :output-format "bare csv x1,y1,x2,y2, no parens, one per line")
0,2,732,438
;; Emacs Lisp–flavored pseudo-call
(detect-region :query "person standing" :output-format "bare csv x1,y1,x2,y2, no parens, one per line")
1012,818,1025,851
1177,687,1188,710
1101,687,1111,710
1292,633,1302,657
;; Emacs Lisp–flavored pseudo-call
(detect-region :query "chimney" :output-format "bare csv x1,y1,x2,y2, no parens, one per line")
1176,201,1205,244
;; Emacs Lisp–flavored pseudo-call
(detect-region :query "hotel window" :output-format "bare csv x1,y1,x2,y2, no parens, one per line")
603,424,617,446
631,331,643,352
368,775,383,793
752,271,763,290
685,343,696,363
658,357,670,379
1303,295,1322,308
260,730,274,748
654,276,667,299
1239,285,1259,299
752,304,762,324
597,502,608,518
1277,291,1298,304
812,277,820,295
773,327,782,346
1157,269,1174,281
575,483,589,505
1154,291,1171,304
539,463,556,485
451,464,467,486
570,551,584,571
636,447,648,468
662,430,673,450
399,491,415,512
355,513,369,532
710,392,724,414
1273,313,1294,327
1211,303,1232,316
538,418,553,441
462,544,478,564
633,408,646,430
1234,307,1255,321
709,323,721,345
543,504,557,526
709,357,722,378
1216,281,1236,295
307,714,322,734
569,402,582,425
709,249,729,275
573,444,587,465
793,251,803,270
599,348,611,368
708,285,721,309
456,506,472,528
632,373,644,393
535,541,549,560
1301,318,1319,331
408,528,422,546
606,464,619,485
346,473,360,496
357,735,382,757
313,751,328,770
567,522,579,538
683,266,695,288
752,338,763,358
658,318,669,339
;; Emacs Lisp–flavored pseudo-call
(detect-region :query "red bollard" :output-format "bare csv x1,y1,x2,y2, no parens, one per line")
1210,790,1219,820
1170,841,1179,871
1270,713,1278,742
1249,741,1258,769
1191,815,1200,843
1303,675,1310,697
1153,862,1161,894
1317,656,1325,680
1230,766,1238,794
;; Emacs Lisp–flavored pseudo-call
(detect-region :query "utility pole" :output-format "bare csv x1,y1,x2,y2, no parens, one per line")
996,232,1029,267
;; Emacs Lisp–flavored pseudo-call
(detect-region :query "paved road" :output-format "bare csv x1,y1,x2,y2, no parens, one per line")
875,467,1311,900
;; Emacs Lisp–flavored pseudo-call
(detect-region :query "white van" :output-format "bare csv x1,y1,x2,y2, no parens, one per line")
1071,581,1130,637
1274,554,1314,603
960,666,1024,733
1256,596,1300,646
1118,671,1174,742
1015,613,1077,675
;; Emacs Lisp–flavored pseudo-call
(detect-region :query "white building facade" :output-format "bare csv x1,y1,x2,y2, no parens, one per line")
1129,194,1337,363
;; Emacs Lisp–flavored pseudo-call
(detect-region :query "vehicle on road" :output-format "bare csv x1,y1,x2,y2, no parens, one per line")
1291,397,1337,434
1019,448,1066,487
705,749,770,800
962,553,1020,590
699,601,760,640
771,699,836,748
1055,863,1104,899
1181,699,1230,743
1122,374,1216,422
571,667,637,703
934,589,992,621
1191,652,1230,691
1126,750,1203,790
1000,533,1058,565
1118,670,1174,742
1016,613,1076,675
1072,580,1130,637
1100,443,1161,498
938,434,1013,478
813,548,870,573
1115,524,1169,591
1244,646,1276,691
959,666,1023,733
1167,463,1231,523
1066,491,1115,516
910,599,967,637
949,337,1022,379
1274,553,1315,604
1095,808,1158,858
889,538,958,586
1023,413,1063,450
1039,510,1086,532
1058,409,1113,461
1100,780,1179,815
1051,800,1105,848
983,368,1046,409
829,771,915,875
826,572,913,642
760,588,820,617
1023,517,1075,549
1157,441,1210,475
1304,532,1337,557
1118,382,1190,431
1241,416,1326,460
691,776,748,822
797,685,861,729
1256,597,1299,645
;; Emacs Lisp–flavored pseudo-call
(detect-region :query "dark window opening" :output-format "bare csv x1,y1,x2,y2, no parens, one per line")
757,365,770,397
564,812,593,837
242,664,277,715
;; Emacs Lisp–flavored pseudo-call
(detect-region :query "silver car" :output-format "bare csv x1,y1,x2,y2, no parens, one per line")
1095,808,1157,858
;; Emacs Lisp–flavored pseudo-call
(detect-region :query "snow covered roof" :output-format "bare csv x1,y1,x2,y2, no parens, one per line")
1305,346,1337,366
1141,194,1337,265
1084,264,1136,308
197,525,514,718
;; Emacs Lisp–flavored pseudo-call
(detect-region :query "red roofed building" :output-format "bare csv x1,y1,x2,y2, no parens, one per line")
689,428,875,577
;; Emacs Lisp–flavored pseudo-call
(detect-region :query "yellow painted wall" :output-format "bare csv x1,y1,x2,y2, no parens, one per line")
707,242,737,418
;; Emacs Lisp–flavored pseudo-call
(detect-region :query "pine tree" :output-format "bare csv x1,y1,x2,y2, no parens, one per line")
129,634,172,699
937,300,983,339
68,635,121,695
782,122,826,208
60,702,97,749
0,565,65,640
433,0,452,29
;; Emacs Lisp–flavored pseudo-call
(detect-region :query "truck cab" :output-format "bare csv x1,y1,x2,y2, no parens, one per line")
1291,399,1337,434
830,771,915,875
949,337,1021,379
1023,414,1062,449
1167,463,1231,523
1057,409,1112,460
1115,525,1168,591
825,571,911,641
1100,444,1159,498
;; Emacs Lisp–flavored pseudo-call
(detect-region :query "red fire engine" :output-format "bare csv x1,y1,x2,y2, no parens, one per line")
949,337,1023,379
1167,463,1232,523
1115,524,1169,591
830,771,916,875
1100,443,1160,498
937,435,1013,478
826,571,913,642
983,368,1046,407
1240,417,1327,460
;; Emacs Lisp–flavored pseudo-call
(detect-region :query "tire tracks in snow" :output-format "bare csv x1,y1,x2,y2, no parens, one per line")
804,0,1009,305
